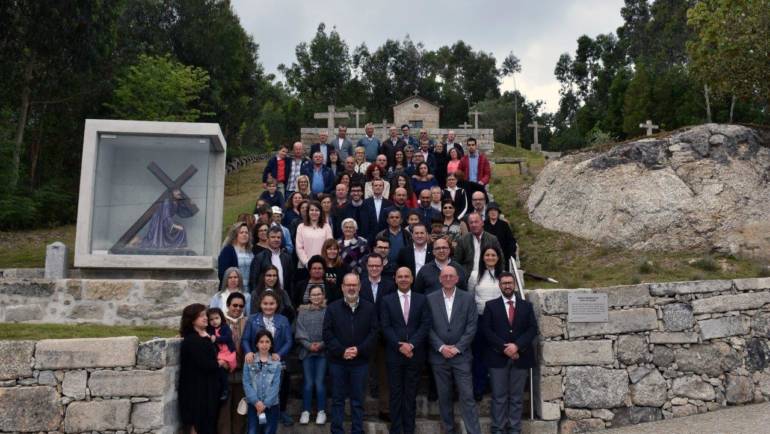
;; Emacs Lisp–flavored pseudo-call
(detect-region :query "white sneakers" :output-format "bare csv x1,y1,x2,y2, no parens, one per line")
315,410,327,425
299,410,326,425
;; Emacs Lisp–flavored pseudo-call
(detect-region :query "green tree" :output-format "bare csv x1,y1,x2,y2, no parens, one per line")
687,0,770,120
279,23,353,112
106,54,210,121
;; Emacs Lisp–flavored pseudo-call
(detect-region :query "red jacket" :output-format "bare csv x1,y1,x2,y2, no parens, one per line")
458,152,491,185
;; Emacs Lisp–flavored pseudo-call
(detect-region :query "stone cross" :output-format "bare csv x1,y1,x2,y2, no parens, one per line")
469,110,484,129
352,108,366,129
459,121,472,130
639,119,659,136
528,121,543,153
314,105,349,130
413,89,420,97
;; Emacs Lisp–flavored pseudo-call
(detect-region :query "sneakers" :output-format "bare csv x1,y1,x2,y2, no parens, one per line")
315,410,327,425
299,411,310,425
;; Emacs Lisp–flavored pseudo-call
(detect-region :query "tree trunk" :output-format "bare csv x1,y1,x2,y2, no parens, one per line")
28,104,47,188
514,92,520,148
11,77,32,191
703,84,712,123
729,94,736,123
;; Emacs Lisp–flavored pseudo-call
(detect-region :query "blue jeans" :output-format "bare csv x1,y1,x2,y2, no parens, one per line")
330,362,368,434
247,404,279,434
302,355,327,412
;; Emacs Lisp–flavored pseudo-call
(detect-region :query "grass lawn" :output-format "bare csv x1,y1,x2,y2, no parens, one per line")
1,145,766,290
0,322,177,341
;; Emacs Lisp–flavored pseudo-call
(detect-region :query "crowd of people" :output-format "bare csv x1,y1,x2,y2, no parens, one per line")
178,125,539,434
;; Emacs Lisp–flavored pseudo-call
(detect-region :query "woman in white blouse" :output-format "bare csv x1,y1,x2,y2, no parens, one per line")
467,246,505,315
295,200,333,268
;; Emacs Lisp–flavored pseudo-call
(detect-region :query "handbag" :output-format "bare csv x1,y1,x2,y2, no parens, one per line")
236,398,248,415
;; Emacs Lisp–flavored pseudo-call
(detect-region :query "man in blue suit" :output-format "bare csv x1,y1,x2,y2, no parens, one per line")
380,266,432,434
480,272,538,434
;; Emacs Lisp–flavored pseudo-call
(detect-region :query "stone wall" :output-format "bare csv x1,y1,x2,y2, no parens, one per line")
300,127,495,155
528,277,770,433
0,278,215,327
0,337,179,434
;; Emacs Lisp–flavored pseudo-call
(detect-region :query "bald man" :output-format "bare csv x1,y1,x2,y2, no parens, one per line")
324,273,379,434
426,265,481,434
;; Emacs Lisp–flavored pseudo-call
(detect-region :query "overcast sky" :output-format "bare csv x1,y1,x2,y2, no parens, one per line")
231,0,625,113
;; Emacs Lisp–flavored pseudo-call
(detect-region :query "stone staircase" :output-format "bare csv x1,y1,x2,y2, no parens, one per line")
279,391,557,433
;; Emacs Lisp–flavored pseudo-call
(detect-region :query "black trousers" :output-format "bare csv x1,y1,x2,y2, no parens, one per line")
387,362,422,434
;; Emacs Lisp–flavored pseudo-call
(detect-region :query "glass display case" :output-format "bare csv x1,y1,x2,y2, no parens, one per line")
75,120,226,269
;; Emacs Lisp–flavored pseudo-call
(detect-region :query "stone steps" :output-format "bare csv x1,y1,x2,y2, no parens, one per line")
285,394,498,418
277,417,557,434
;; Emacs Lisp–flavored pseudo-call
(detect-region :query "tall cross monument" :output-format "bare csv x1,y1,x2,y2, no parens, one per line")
314,105,349,130
528,120,544,153
469,110,484,129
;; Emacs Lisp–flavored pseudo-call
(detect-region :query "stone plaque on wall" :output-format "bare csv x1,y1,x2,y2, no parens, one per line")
568,293,609,323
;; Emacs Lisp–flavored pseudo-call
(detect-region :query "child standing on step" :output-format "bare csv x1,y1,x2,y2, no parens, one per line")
243,329,282,434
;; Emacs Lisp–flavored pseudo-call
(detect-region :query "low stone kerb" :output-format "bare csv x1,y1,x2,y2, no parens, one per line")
35,336,138,369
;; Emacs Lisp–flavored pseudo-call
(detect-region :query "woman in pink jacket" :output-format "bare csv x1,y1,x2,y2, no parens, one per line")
295,200,333,269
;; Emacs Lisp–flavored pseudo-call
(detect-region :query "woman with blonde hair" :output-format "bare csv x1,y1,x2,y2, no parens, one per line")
217,222,254,289
295,174,312,198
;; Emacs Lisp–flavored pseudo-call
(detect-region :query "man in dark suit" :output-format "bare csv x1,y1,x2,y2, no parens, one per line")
323,273,379,434
342,182,366,230
426,265,481,434
454,212,502,278
361,179,392,243
414,237,466,294
248,226,292,294
415,189,441,228
396,223,433,278
360,253,396,306
380,267,432,434
359,252,395,419
381,126,406,167
310,130,332,164
332,126,355,160
481,272,538,434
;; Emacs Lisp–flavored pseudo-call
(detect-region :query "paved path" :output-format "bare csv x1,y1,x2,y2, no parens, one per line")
604,403,770,434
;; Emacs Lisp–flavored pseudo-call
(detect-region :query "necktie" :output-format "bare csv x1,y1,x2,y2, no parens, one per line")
403,294,410,324
507,300,515,326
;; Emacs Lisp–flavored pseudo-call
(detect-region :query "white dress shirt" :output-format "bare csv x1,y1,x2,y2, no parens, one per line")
270,249,284,288
414,244,428,276
472,234,482,273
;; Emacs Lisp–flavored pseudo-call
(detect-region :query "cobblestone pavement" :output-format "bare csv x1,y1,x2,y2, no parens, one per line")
604,403,770,434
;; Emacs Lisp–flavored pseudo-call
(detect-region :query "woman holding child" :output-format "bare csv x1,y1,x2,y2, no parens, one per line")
179,303,226,434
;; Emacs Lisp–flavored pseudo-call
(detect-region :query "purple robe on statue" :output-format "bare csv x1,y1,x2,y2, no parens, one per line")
140,195,195,249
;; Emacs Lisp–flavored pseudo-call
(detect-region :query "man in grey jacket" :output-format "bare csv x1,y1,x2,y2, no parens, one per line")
333,126,355,160
426,265,481,434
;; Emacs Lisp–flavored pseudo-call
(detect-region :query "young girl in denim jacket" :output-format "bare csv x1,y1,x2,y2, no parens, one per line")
243,329,282,434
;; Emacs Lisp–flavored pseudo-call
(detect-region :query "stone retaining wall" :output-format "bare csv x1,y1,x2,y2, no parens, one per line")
300,127,495,155
0,337,180,434
0,278,215,327
528,277,770,433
